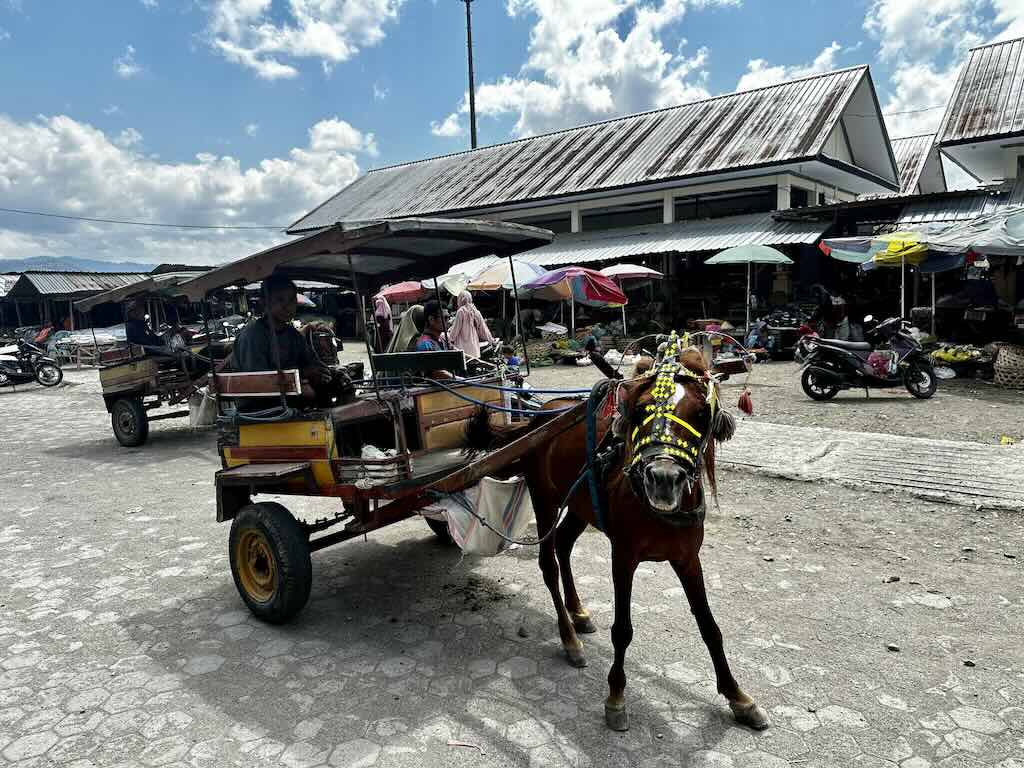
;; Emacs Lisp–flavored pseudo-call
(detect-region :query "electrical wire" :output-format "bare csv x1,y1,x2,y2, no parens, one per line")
0,206,285,230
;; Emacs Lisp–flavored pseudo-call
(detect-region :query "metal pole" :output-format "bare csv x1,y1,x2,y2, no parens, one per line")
201,298,220,414
746,262,752,333
900,256,906,319
348,255,376,378
931,274,936,336
264,282,289,410
462,0,478,149
506,254,530,376
434,277,451,346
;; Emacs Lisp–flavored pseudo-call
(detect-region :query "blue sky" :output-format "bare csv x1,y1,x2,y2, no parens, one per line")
0,0,1021,266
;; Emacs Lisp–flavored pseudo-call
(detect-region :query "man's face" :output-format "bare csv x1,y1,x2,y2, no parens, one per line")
426,312,444,334
268,287,297,326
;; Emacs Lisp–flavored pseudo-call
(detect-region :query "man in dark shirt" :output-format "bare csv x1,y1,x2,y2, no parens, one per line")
125,301,167,353
227,275,331,409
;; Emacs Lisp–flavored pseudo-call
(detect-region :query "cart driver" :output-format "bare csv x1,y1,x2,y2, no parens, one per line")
228,274,333,407
125,300,168,355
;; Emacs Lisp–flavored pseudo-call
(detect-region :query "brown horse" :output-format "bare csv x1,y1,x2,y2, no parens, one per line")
469,346,768,733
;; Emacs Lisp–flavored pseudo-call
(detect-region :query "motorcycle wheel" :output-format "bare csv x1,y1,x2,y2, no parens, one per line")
111,397,149,447
904,363,937,399
801,368,840,401
34,363,63,387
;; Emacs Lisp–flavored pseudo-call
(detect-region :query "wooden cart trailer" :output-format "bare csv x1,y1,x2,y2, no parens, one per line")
74,272,232,447
175,217,556,623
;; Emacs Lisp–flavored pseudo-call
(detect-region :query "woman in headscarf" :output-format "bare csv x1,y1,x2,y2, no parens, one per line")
447,291,494,359
372,295,393,353
386,304,425,353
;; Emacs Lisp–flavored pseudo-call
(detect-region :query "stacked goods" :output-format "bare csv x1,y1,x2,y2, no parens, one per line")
994,344,1024,389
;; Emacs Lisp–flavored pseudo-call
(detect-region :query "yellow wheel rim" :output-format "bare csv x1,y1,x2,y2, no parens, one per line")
235,529,277,603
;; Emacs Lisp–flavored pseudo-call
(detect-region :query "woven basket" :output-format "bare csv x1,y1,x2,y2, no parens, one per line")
994,344,1024,389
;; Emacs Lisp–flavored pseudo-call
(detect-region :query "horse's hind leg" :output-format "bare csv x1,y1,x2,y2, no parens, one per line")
605,549,637,731
671,558,769,730
555,512,595,634
532,487,586,668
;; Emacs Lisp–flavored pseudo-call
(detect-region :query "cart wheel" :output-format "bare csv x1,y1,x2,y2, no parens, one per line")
425,516,454,544
229,502,312,624
111,397,149,447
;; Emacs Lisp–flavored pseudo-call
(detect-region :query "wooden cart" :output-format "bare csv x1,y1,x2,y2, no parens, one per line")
173,217,557,623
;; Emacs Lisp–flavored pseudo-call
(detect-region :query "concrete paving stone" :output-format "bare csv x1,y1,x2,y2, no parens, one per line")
328,738,381,768
948,706,1007,735
1,730,58,761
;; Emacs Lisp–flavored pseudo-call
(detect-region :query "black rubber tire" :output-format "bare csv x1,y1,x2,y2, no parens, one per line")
34,363,63,387
229,502,312,624
801,368,840,401
111,397,149,447
425,516,454,544
904,363,937,399
0,371,10,387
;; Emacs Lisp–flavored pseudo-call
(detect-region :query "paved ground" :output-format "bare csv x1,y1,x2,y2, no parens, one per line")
1,369,1023,768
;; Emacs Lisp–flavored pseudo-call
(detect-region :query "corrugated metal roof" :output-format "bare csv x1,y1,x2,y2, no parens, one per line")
938,36,1024,144
503,213,826,267
891,134,935,193
0,274,17,298
291,67,874,232
899,176,1024,225
14,271,149,296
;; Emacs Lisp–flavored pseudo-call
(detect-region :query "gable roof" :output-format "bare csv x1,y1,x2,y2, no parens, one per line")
890,134,946,194
939,36,1024,145
290,66,896,233
5,271,149,299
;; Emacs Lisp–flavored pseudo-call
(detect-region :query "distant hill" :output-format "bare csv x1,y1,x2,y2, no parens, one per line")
0,256,156,273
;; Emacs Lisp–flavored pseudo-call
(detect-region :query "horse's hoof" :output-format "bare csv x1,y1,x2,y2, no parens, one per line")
605,703,629,732
730,700,770,730
573,615,597,634
565,646,588,668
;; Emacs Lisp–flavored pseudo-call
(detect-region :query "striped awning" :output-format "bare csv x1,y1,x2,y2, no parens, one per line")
514,212,827,267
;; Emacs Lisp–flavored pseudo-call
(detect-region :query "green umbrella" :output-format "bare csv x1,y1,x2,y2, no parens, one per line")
704,245,793,331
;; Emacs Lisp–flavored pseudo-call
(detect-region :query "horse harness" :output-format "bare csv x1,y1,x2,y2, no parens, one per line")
584,334,721,530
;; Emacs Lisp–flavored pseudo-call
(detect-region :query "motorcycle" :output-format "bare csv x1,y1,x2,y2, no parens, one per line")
0,339,64,388
798,316,936,400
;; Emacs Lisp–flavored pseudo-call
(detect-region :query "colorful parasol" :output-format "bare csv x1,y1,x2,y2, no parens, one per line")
522,266,627,336
375,280,430,304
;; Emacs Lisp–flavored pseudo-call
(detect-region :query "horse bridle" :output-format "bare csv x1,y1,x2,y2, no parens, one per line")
624,336,720,505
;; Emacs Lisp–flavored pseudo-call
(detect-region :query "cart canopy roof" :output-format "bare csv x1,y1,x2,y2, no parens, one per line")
176,218,553,301
74,271,206,312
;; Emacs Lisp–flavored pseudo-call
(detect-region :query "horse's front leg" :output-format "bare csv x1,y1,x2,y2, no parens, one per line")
556,512,596,634
605,549,638,731
671,558,769,730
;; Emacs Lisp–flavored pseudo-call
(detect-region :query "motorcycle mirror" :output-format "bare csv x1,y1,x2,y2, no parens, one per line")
863,314,874,323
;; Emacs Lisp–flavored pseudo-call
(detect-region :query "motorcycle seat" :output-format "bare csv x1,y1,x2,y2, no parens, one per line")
816,338,871,351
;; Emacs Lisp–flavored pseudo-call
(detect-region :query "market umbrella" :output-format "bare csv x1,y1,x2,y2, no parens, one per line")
421,272,472,296
521,266,627,337
376,280,429,304
467,259,549,338
703,245,793,332
926,205,1024,257
599,263,663,334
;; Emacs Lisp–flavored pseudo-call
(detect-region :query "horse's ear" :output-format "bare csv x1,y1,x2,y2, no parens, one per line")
711,408,736,443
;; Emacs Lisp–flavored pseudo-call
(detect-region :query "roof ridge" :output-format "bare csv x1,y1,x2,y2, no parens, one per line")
967,34,1024,52
363,65,869,176
891,133,936,141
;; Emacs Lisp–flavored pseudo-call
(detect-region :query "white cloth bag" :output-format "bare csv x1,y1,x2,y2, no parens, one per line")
426,476,534,556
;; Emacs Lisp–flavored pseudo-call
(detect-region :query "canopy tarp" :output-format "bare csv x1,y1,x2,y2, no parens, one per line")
521,266,627,307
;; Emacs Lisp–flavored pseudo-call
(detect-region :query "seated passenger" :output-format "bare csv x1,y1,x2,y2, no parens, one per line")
415,300,454,379
125,301,167,354
386,304,425,353
227,274,332,410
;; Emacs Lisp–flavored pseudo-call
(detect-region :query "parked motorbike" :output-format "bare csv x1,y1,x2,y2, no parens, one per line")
0,339,64,388
798,316,936,400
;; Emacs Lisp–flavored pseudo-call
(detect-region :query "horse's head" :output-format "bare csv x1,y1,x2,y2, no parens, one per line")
616,345,735,524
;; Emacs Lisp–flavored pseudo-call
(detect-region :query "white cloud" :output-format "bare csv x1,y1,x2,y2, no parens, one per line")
437,0,726,138
115,127,143,148
114,45,142,79
0,27,9,42
102,105,121,116
140,0,158,8
373,82,389,101
207,0,404,81
735,42,842,91
864,0,985,63
430,113,464,138
0,114,376,266
308,117,378,156
245,122,259,137
991,0,1024,41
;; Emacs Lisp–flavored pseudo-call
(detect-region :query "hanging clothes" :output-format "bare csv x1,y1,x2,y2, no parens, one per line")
447,291,494,359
